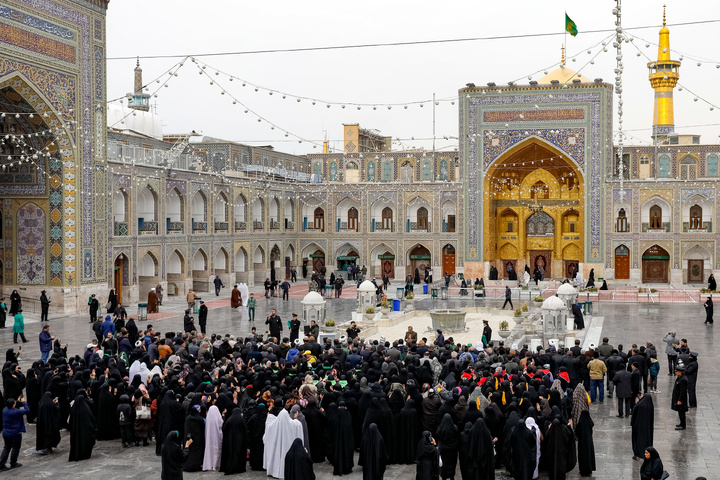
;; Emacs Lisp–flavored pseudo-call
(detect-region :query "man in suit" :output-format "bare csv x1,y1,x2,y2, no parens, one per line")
405,326,417,346
672,364,689,430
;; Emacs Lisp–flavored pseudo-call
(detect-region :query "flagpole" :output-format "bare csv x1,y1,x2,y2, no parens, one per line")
564,12,567,65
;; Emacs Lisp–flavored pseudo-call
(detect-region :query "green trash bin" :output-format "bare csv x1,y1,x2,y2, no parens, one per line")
137,303,147,321
431,288,438,298
579,301,587,315
440,286,448,300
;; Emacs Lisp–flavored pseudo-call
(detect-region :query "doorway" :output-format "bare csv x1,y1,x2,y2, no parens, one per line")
310,250,325,275
529,250,551,278
409,245,431,279
114,254,128,303
615,245,630,279
442,244,456,276
642,245,670,283
503,260,517,279
380,252,395,279
564,260,578,280
687,259,704,283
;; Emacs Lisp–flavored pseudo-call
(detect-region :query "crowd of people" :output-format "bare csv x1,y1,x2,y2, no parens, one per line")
0,292,703,480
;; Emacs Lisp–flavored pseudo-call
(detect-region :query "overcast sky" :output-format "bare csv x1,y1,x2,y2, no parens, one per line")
106,1,720,156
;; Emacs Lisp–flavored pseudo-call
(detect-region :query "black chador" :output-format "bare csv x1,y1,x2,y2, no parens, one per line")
467,418,495,480
219,408,248,475
575,410,596,477
631,394,654,459
359,423,389,480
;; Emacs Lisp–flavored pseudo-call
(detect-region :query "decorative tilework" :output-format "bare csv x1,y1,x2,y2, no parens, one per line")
166,180,186,195
0,22,76,63
94,45,102,100
16,202,45,284
0,5,75,40
93,18,102,40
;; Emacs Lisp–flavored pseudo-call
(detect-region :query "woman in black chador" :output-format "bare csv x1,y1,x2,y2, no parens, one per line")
416,431,440,480
467,418,495,480
359,423,388,480
284,438,315,480
435,414,458,480
219,408,248,475
631,394,654,460
68,389,96,461
639,446,664,480
704,296,713,324
575,410,596,477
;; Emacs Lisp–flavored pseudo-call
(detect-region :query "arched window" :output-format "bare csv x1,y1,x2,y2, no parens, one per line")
649,205,663,229
658,155,670,178
417,207,429,231
422,159,432,181
439,159,448,181
314,207,325,232
616,208,629,232
366,160,376,182
382,207,393,231
708,154,718,177
329,161,338,181
561,209,579,233
680,156,697,180
348,207,358,232
690,204,703,229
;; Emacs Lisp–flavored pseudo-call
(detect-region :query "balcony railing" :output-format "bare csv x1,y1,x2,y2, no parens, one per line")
253,220,264,231
270,219,280,230
235,221,247,231
167,221,184,234
114,221,129,236
285,220,294,230
214,221,229,232
139,221,158,235
192,221,207,233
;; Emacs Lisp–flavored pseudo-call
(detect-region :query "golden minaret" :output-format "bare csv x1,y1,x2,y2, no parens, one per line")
648,5,680,137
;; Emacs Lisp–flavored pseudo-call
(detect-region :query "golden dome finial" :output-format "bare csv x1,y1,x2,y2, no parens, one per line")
663,4,666,26
561,45,566,66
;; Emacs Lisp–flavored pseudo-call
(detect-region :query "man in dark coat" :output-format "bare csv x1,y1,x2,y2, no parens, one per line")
502,286,513,310
671,365,689,430
88,294,99,324
265,309,282,341
612,368,632,417
40,291,50,323
213,276,224,296
686,352,699,407
289,314,301,344
630,394,654,460
197,301,208,334
606,350,625,399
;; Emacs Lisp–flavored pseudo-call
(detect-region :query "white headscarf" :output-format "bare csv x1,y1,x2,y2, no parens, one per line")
263,408,303,478
525,416,542,479
202,405,223,471
129,360,150,385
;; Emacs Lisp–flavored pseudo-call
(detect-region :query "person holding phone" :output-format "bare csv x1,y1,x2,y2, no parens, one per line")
0,395,29,470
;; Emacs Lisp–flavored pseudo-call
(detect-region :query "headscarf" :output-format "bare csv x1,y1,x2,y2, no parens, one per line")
571,383,589,429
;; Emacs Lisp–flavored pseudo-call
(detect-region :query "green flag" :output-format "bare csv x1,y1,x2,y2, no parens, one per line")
565,13,578,37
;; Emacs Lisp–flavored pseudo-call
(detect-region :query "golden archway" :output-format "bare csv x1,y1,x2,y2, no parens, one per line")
484,138,584,277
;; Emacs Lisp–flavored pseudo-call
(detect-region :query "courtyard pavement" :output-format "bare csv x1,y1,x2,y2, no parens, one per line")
2,282,716,479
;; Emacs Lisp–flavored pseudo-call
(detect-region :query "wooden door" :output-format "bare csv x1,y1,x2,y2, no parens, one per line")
442,254,455,276
114,257,123,303
687,259,704,283
530,250,551,278
615,245,630,279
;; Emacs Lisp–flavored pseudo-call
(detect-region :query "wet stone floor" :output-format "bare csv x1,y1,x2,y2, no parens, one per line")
3,284,716,479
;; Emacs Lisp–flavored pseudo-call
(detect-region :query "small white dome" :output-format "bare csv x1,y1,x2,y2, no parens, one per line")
358,280,376,292
302,291,325,305
557,284,577,295
542,296,566,310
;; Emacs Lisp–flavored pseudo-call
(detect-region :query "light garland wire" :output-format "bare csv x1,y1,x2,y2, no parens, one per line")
614,0,626,201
